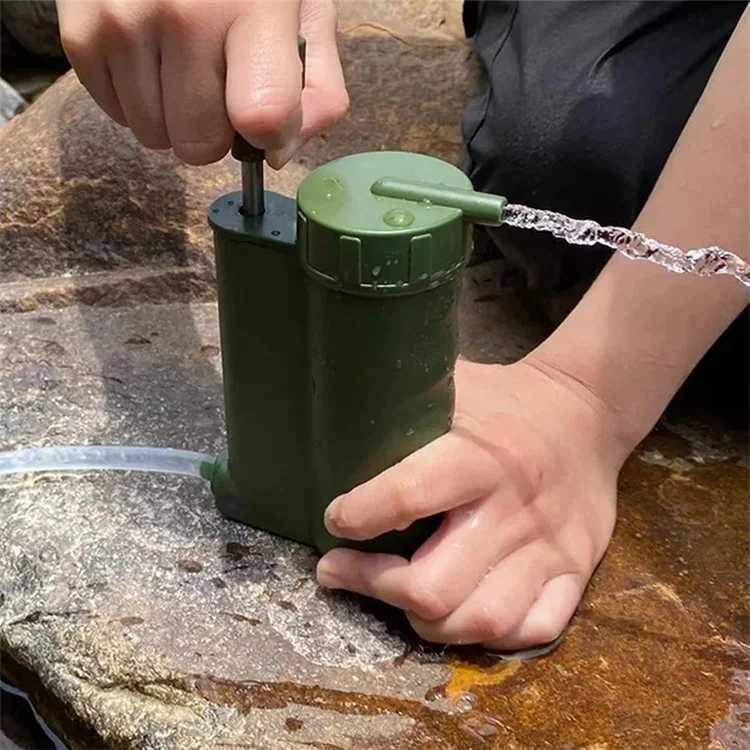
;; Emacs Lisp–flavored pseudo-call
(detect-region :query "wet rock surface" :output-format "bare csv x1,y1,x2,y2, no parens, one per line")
1,2,748,748
1,303,747,750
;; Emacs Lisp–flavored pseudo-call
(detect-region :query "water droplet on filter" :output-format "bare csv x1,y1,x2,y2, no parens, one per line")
370,419,376,425
427,402,434,410
320,176,342,198
383,208,415,227
405,427,416,437
395,359,403,370
372,266,381,277
420,198,433,208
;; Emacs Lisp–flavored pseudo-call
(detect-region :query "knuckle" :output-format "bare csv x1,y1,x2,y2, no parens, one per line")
404,577,452,621
470,604,512,643
157,0,203,34
326,91,350,125
578,531,600,572
59,25,93,64
388,471,429,530
565,517,606,573
230,89,299,138
98,6,140,45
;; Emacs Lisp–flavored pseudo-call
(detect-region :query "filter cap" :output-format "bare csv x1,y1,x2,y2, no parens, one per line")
297,151,473,296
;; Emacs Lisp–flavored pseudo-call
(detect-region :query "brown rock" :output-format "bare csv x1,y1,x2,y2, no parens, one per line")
0,72,229,283
336,0,467,39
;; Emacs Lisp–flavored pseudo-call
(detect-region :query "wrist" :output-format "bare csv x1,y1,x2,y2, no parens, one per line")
525,289,694,451
520,345,654,459
527,261,747,452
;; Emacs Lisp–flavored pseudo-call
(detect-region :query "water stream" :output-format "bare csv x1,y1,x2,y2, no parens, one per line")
502,204,750,288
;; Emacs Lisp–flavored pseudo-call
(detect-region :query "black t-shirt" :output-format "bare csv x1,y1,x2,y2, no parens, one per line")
461,0,747,422
462,0,746,227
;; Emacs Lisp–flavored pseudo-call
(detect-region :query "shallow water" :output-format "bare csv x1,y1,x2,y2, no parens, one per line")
0,678,66,750
503,203,750,287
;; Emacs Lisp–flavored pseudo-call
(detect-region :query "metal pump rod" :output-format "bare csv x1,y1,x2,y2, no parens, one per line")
230,129,265,217
231,36,306,218
240,154,265,217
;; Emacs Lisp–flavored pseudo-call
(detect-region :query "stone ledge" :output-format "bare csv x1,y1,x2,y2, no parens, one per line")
0,266,216,314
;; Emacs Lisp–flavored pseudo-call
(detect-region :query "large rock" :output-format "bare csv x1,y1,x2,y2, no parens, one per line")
336,0,468,39
0,300,747,750
1,2,748,748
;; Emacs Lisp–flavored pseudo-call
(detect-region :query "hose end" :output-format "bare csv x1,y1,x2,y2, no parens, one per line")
199,455,219,482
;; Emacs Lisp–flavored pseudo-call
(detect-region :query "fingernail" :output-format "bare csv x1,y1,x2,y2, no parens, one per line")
324,497,343,534
266,144,296,169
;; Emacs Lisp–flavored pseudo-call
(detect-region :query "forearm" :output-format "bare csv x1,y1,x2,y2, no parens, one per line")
530,8,749,446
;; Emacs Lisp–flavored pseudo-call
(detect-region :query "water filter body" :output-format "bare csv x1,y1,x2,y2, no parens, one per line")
208,151,473,557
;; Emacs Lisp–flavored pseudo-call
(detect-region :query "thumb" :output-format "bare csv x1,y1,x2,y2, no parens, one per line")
266,0,349,167
224,0,303,154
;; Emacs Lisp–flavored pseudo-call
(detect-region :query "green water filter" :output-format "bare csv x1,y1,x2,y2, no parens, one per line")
208,151,506,557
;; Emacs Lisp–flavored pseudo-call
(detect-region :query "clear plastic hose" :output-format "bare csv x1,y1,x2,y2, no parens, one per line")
0,445,215,480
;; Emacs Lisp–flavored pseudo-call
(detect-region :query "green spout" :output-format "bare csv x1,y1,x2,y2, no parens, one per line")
371,178,507,226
